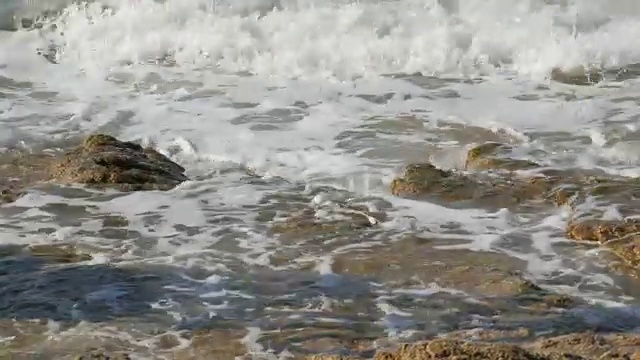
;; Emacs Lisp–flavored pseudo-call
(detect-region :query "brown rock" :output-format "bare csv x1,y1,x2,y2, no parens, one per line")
48,134,188,191
173,329,247,360
443,328,534,343
551,66,603,86
0,151,58,204
389,163,480,201
608,236,640,268
331,236,545,299
465,142,539,171
529,332,640,359
0,187,22,204
372,339,549,360
309,332,640,360
28,244,92,263
269,206,384,243
389,162,554,209
567,219,640,243
74,349,132,360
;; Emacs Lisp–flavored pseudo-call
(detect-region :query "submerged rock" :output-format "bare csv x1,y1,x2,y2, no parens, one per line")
173,329,247,360
75,350,132,360
550,66,603,86
389,162,556,208
465,142,539,171
28,244,92,264
48,134,188,191
269,205,385,243
0,187,22,204
390,163,478,201
0,151,58,204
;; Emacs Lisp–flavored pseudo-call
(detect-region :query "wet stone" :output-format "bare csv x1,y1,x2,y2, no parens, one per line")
74,350,132,360
551,66,604,86
173,329,247,360
0,187,23,204
332,236,545,299
338,339,550,360
465,142,540,171
309,332,640,359
567,219,640,243
389,163,479,201
530,332,640,359
28,244,92,263
156,334,181,350
101,215,130,228
389,162,556,209
269,206,385,243
442,328,534,343
48,134,189,191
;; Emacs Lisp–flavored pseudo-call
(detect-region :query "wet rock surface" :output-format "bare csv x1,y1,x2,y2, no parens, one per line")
6,135,640,359
49,134,189,191
0,134,189,205
389,161,557,209
550,66,604,86
309,332,640,360
269,205,386,243
465,142,540,171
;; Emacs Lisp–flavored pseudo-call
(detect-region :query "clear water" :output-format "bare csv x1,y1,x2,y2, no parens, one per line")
3,0,640,358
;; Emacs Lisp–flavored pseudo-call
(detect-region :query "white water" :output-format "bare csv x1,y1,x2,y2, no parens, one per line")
4,0,640,357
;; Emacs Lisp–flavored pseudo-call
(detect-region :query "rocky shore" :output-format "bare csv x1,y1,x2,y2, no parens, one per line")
3,134,640,359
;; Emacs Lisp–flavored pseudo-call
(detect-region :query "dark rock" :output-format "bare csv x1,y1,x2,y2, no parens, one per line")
48,134,188,191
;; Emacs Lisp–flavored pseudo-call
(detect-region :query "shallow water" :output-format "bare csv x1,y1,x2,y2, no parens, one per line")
3,0,640,358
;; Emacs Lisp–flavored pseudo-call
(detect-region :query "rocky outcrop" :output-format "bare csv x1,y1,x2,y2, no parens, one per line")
0,134,189,205
48,134,188,191
389,162,556,209
389,141,640,276
309,332,640,360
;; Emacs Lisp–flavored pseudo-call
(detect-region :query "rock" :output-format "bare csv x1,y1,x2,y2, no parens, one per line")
101,215,130,228
28,244,92,263
310,332,640,359
48,134,188,191
390,163,479,201
373,339,549,360
389,162,556,209
331,236,551,299
173,329,247,360
75,350,132,360
443,328,534,343
0,187,22,204
465,142,539,171
551,66,603,86
566,218,640,275
567,219,640,243
530,332,640,359
0,151,58,204
269,206,384,244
